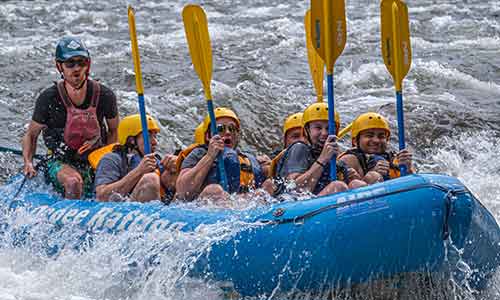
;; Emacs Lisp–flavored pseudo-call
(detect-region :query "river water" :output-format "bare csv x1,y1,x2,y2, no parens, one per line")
0,0,499,299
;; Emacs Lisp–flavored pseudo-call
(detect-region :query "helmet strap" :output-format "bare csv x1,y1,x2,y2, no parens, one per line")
133,136,144,157
304,125,313,146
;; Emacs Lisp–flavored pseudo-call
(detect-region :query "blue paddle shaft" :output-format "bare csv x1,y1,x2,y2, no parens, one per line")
137,94,151,154
396,91,407,176
207,100,229,192
327,74,337,181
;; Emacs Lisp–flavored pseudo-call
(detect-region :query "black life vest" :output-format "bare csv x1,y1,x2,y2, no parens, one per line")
339,148,400,180
273,141,350,195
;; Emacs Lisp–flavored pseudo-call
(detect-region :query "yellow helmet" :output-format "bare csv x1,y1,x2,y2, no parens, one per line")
351,112,391,139
194,122,206,144
302,102,340,133
203,107,240,132
283,112,303,135
118,114,160,145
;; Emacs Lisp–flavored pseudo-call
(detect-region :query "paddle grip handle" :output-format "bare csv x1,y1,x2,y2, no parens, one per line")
207,100,229,191
327,74,337,181
396,91,407,176
138,94,151,155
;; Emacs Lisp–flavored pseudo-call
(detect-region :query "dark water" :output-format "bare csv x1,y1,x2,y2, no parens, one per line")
0,0,499,299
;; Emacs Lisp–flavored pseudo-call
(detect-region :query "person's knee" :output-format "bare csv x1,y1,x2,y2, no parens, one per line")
199,184,226,200
333,181,348,192
261,179,276,195
319,181,348,196
201,184,224,195
137,173,161,192
349,179,367,189
62,174,83,198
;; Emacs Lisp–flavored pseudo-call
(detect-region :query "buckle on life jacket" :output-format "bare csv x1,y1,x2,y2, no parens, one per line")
77,135,102,156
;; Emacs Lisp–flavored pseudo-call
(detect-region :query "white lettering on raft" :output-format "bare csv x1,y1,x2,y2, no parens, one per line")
104,212,123,230
28,205,187,233
61,209,79,223
117,210,140,231
48,208,67,223
337,187,387,205
87,207,114,230
72,210,90,224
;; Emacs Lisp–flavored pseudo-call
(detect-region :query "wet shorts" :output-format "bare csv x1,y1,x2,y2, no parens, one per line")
45,159,95,198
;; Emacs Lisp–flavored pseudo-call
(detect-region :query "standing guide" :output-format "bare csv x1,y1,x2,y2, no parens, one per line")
22,37,119,199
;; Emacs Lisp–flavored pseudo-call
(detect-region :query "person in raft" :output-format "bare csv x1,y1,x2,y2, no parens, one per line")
269,112,305,160
22,36,119,199
278,102,366,196
261,112,306,196
175,107,267,202
339,112,414,184
93,114,178,203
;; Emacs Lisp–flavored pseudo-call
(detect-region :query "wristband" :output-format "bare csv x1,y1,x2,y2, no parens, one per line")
315,160,326,168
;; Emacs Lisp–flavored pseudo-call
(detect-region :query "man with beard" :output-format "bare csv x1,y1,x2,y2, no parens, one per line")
176,107,266,202
278,102,366,196
22,36,119,199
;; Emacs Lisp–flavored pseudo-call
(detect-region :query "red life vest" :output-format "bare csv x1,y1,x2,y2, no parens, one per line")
56,80,101,151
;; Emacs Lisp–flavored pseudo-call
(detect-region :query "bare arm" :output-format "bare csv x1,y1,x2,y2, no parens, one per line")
287,161,325,193
175,153,217,201
176,135,224,201
96,153,157,201
96,167,144,201
22,120,45,177
105,116,119,144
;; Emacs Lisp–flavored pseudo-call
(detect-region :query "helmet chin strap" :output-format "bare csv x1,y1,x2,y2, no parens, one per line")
132,137,144,157
305,126,323,157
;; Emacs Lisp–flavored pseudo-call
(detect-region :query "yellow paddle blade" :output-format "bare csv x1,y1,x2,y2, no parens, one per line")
381,0,412,91
310,0,347,74
128,6,144,95
305,10,325,102
182,4,213,100
337,122,352,139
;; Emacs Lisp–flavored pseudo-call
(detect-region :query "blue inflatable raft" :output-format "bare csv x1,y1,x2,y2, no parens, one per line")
1,173,499,296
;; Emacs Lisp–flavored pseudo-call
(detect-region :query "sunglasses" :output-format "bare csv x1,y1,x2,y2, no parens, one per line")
63,59,88,69
216,124,238,134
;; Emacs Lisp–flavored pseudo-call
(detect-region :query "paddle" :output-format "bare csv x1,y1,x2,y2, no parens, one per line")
305,9,325,103
381,0,412,176
305,9,353,141
0,146,46,198
311,0,347,180
128,6,151,154
182,4,228,191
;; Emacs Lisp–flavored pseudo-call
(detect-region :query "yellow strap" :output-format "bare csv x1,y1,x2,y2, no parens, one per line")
270,150,286,178
239,155,254,188
175,143,203,173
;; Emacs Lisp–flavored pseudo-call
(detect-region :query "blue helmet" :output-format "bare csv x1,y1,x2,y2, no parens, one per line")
55,36,90,62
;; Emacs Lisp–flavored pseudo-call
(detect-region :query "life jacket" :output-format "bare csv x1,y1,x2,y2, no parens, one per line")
88,143,119,170
338,148,400,181
56,79,102,152
176,144,266,194
269,149,286,178
90,145,170,201
272,141,350,195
